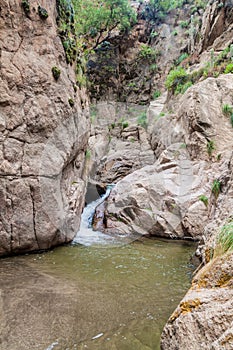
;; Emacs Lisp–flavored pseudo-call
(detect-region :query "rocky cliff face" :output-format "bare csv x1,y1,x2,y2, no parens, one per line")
93,75,233,241
0,0,90,256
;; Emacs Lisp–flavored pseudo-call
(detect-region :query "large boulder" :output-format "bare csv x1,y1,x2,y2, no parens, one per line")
0,0,90,256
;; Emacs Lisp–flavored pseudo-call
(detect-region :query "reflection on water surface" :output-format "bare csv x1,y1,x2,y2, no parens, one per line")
0,239,195,350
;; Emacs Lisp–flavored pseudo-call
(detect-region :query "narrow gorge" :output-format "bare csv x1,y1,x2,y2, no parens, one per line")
0,0,232,349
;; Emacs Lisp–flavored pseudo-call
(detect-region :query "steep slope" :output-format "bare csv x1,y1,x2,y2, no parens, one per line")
0,0,90,256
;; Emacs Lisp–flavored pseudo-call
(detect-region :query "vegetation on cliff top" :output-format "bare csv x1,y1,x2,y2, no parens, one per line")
141,0,207,23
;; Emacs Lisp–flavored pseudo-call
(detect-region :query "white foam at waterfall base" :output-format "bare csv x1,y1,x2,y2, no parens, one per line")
73,186,120,246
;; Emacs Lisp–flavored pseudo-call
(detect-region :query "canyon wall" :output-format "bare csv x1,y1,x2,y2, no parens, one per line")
0,0,90,256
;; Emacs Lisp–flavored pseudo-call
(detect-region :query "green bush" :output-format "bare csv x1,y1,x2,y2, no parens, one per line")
222,104,233,116
211,179,221,199
175,81,193,95
172,30,178,36
207,140,215,156
153,90,161,99
215,220,233,256
175,53,189,66
52,66,61,80
179,20,189,29
139,44,157,61
199,195,208,207
165,67,188,93
224,63,233,74
38,6,48,19
85,149,91,160
21,0,30,15
68,98,75,107
122,121,129,129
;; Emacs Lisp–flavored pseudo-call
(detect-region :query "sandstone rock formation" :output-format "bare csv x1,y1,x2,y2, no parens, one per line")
88,101,154,184
0,0,90,256
93,75,233,242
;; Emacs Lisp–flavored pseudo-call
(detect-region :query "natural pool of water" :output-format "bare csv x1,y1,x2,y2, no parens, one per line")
0,238,195,350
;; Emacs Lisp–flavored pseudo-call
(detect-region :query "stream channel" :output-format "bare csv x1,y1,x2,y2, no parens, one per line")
0,186,196,350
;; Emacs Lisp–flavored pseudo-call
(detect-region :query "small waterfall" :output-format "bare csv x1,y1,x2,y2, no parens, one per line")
73,186,117,246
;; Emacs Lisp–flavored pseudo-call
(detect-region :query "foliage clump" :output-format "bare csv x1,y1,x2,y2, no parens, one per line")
52,66,61,80
153,90,161,99
38,6,49,19
138,44,157,61
215,220,233,256
199,195,208,207
224,63,233,74
211,179,221,199
72,0,136,49
207,140,215,157
21,0,30,15
68,98,75,107
165,67,189,94
166,45,233,95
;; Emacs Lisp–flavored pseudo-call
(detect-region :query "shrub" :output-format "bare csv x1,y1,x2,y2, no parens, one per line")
153,90,161,99
139,44,157,61
68,98,75,107
224,63,233,74
122,121,129,129
21,0,30,15
199,195,208,207
85,149,91,160
150,63,157,72
165,67,188,93
38,6,48,19
175,53,189,66
207,140,215,156
211,179,221,199
222,104,233,116
172,30,178,36
52,66,61,80
175,81,193,95
214,220,233,256
179,20,189,29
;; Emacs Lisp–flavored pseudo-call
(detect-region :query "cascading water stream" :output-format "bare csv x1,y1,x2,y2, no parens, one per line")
73,186,118,246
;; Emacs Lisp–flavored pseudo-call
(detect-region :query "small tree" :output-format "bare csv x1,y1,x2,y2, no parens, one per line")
72,0,136,49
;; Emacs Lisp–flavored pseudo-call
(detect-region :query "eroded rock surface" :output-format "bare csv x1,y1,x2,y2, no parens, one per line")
88,102,154,184
161,253,233,350
93,75,233,240
0,0,90,255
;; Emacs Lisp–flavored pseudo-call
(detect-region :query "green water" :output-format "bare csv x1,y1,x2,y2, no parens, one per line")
0,239,195,350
